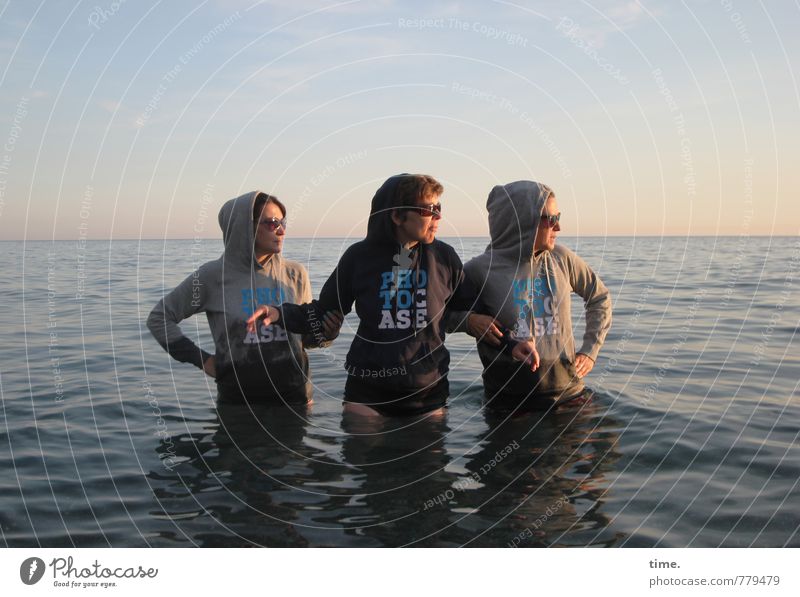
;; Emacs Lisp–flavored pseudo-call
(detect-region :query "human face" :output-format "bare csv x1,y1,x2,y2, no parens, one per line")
533,195,560,253
393,193,442,246
254,201,285,257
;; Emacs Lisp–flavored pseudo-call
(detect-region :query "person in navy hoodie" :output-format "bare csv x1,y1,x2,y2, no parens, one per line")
247,173,512,417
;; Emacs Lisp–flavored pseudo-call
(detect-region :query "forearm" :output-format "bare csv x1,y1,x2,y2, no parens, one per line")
580,292,612,359
277,302,326,335
568,253,612,360
147,302,212,369
443,309,471,334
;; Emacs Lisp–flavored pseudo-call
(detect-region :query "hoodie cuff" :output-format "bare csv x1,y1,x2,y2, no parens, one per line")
578,343,600,362
497,328,521,356
166,337,213,370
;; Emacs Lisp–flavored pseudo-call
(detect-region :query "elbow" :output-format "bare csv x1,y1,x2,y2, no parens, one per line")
146,303,164,336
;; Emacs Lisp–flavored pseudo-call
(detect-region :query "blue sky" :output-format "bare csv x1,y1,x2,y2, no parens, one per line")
0,0,798,239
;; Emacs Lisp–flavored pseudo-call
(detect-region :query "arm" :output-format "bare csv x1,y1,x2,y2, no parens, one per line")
567,249,612,362
443,254,503,346
299,269,342,348
147,270,213,370
249,247,357,337
444,309,504,347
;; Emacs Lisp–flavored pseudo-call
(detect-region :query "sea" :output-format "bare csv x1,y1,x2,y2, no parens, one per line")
1,236,798,547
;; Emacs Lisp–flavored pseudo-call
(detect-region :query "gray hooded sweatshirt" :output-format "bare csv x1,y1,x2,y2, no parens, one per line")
147,191,317,404
461,181,612,409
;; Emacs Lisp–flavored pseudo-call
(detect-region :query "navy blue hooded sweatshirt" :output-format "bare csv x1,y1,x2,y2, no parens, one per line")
277,174,474,415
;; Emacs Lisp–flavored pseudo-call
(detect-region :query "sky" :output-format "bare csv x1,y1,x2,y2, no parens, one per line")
0,0,798,240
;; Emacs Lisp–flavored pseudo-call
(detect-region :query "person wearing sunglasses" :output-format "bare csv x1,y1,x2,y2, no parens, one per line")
245,174,493,417
147,191,342,405
456,181,612,413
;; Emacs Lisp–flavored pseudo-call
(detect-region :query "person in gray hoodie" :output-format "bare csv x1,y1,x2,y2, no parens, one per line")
457,181,612,412
147,191,340,405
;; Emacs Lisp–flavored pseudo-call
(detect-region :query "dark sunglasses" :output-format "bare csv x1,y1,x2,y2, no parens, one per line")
403,203,442,218
259,217,287,231
540,213,561,228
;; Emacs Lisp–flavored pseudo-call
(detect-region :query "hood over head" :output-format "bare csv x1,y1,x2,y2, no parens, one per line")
365,173,412,244
485,180,553,263
218,190,274,269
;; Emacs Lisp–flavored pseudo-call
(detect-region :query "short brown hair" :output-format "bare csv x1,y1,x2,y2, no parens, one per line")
253,192,286,230
394,174,443,208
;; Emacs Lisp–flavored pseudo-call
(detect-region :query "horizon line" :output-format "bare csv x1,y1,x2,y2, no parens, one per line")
3,234,798,242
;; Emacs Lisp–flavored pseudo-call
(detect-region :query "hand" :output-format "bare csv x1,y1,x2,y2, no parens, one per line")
466,313,503,347
246,304,280,334
511,339,539,372
575,353,594,378
322,310,344,340
203,355,216,378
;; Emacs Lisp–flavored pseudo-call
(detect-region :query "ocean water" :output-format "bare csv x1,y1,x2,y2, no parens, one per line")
1,236,798,547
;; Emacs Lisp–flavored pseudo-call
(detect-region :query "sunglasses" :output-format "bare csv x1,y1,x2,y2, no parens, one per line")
540,213,561,228
403,203,442,219
259,217,287,231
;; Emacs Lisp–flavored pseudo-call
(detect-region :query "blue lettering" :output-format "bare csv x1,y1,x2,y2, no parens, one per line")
512,279,528,294
256,287,270,304
397,269,412,289
396,289,413,309
241,289,253,316
380,271,394,290
379,290,393,309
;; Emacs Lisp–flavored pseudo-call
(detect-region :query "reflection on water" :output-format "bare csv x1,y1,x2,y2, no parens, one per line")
151,404,323,547
146,394,623,547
